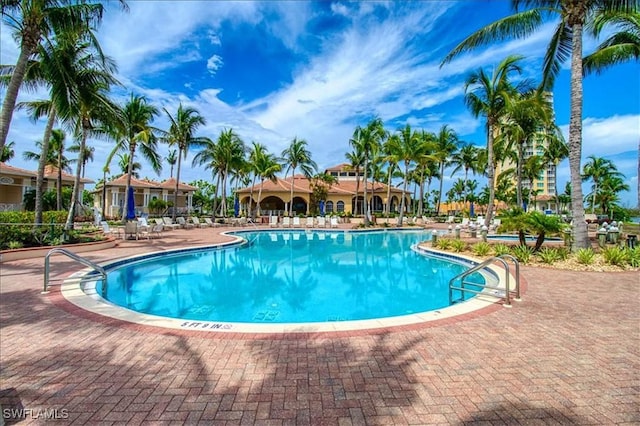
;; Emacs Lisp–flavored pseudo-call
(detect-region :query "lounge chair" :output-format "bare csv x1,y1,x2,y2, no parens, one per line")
305,217,314,228
461,218,470,229
176,216,194,229
191,216,208,228
162,217,180,230
330,216,338,228
100,221,122,239
292,216,301,228
317,216,326,228
124,221,139,240
269,215,279,228
140,223,163,239
445,216,455,224
282,217,291,227
137,217,150,232
204,217,220,228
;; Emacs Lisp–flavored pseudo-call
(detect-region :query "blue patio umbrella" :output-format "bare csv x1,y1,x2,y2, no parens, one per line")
469,201,474,217
126,186,136,220
319,200,325,216
234,196,240,217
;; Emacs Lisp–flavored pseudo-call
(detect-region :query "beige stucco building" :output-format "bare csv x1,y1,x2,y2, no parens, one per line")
0,162,93,211
237,163,410,217
93,173,197,218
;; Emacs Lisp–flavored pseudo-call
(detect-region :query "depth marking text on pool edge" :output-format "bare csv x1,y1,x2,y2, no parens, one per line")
181,321,233,330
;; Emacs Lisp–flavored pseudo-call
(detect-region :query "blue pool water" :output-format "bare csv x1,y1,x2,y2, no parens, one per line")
97,230,486,323
487,234,562,242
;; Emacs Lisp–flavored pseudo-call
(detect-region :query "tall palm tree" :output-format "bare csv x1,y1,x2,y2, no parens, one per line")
164,104,208,219
0,0,127,152
596,174,629,216
450,142,480,212
253,150,282,216
281,137,316,217
166,149,177,178
582,155,623,213
463,55,523,228
433,124,461,216
212,128,245,217
541,129,569,214
382,134,401,216
117,153,140,177
441,1,638,249
68,141,94,178
345,148,364,214
392,124,426,225
111,94,162,222
583,10,640,75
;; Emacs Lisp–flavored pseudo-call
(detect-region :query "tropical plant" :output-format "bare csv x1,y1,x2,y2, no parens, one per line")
537,247,561,264
281,137,316,217
164,104,208,219
433,125,461,215
582,155,624,214
68,141,94,178
166,149,177,178
441,0,638,251
575,247,595,265
601,246,627,266
511,244,534,263
472,241,492,256
492,243,511,257
450,239,467,253
541,131,569,213
0,141,16,162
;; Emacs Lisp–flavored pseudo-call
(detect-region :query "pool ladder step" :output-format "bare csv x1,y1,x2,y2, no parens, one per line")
449,254,521,307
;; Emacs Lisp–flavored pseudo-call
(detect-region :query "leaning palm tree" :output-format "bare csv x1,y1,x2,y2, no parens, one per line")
441,1,638,249
0,0,127,152
211,128,245,217
463,55,523,228
164,104,208,219
583,10,640,75
541,128,569,214
582,155,623,213
281,137,316,217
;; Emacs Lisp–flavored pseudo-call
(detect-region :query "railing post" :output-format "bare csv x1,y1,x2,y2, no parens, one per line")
43,253,51,294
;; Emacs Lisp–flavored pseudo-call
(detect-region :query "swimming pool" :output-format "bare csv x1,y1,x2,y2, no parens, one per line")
486,234,563,243
94,230,489,325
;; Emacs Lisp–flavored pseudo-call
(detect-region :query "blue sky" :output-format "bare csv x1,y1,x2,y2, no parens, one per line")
2,1,638,207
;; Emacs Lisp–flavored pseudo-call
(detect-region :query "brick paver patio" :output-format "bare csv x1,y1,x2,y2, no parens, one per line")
1,225,638,425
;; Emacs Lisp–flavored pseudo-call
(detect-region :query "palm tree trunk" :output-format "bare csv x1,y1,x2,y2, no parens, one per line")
436,162,445,216
554,162,560,215
257,179,264,216
65,129,88,231
463,169,469,216
35,109,56,225
568,22,589,250
249,175,257,218
418,168,425,217
363,158,369,225
516,143,524,209
485,122,496,228
212,173,221,216
102,169,108,218
354,167,360,215
57,160,62,211
289,166,296,217
398,161,409,225
121,143,136,222
173,149,182,220
0,45,35,151
385,166,392,217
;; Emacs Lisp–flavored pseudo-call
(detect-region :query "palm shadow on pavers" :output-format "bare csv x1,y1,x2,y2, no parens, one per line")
0,334,218,424
239,332,425,426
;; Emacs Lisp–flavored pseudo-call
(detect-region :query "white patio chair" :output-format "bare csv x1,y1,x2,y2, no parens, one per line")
292,216,301,227
305,217,314,228
162,217,180,230
269,215,279,228
282,216,291,227
317,216,326,228
330,216,338,228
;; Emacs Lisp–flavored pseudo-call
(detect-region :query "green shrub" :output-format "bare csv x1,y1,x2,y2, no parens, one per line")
471,242,492,256
602,246,627,266
492,243,511,257
450,239,467,253
575,248,595,265
555,247,570,261
436,238,453,250
7,241,24,249
511,245,534,263
627,247,640,268
537,247,561,264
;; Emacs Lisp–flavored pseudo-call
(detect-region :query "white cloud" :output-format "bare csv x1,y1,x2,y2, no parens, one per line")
206,55,224,75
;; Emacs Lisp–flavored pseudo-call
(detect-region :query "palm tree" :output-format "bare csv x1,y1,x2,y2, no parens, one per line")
345,148,364,214
433,124,461,216
596,175,629,216
253,150,282,216
441,1,637,249
68,142,94,178
117,153,141,177
212,129,245,217
392,124,426,225
382,134,401,216
281,137,316,217
0,0,127,152
164,104,208,219
522,155,546,210
582,155,623,213
0,141,16,162
463,55,523,228
112,94,162,222
450,142,480,212
583,10,640,75
541,130,569,214
166,149,177,178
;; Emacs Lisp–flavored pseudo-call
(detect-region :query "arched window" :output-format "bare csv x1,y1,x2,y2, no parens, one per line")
326,201,334,213
337,201,345,213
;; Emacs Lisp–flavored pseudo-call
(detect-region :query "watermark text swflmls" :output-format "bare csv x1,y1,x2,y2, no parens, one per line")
2,408,69,420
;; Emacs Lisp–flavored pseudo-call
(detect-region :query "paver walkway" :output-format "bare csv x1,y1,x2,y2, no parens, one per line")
1,225,638,425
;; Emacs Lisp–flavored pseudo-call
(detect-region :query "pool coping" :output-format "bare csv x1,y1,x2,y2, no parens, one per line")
56,230,521,336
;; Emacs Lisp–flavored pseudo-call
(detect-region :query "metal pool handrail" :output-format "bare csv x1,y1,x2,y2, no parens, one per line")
43,248,106,294
448,254,520,307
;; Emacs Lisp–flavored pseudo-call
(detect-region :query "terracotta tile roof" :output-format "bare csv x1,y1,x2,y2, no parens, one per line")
98,173,197,191
0,162,36,177
1,162,93,183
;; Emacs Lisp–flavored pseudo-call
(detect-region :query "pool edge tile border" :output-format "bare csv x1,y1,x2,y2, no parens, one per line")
54,233,525,338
